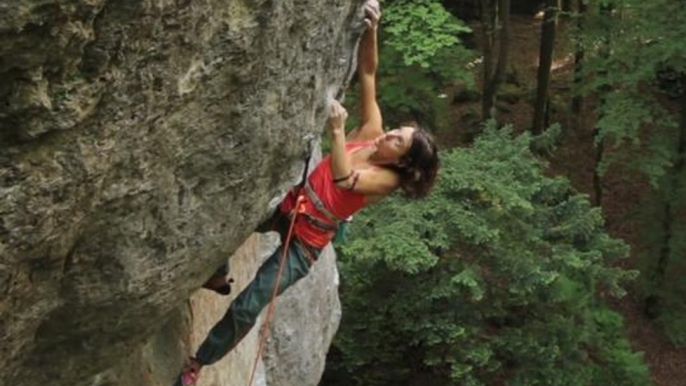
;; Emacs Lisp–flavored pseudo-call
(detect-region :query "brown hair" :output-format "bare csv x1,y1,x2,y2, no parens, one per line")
388,123,439,199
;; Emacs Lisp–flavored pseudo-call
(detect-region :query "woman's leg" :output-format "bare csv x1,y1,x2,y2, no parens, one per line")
194,240,314,366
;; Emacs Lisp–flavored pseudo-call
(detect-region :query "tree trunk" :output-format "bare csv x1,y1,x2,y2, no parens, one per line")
592,3,613,207
571,0,588,115
481,0,495,119
561,0,573,16
592,129,604,206
495,0,511,86
644,76,686,319
482,0,511,121
532,0,558,134
460,0,481,20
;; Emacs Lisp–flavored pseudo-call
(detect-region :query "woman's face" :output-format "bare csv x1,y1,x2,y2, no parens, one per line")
374,126,415,161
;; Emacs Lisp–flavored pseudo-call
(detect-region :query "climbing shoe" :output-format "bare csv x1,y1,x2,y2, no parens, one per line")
173,357,202,386
202,263,233,296
201,275,234,296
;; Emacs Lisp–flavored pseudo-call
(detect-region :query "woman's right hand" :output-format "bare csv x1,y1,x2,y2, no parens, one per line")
364,0,381,30
328,100,348,134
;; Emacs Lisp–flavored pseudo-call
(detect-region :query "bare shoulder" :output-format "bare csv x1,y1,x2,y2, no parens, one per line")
369,166,399,185
354,166,400,197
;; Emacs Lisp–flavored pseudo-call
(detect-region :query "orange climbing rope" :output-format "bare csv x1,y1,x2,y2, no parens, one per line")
247,195,306,386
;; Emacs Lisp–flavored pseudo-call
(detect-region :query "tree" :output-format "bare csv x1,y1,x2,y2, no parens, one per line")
578,0,686,342
324,125,648,386
571,0,588,116
644,75,686,322
532,0,559,135
591,2,613,206
562,0,574,13
481,0,511,121
343,0,473,132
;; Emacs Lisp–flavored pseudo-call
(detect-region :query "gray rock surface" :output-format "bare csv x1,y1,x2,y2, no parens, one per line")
181,234,340,386
0,1,361,385
88,232,341,386
263,243,341,386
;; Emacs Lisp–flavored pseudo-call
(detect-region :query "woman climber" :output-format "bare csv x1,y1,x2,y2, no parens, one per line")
174,1,439,385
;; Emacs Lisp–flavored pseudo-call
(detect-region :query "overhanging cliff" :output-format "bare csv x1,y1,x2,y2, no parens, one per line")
0,0,362,385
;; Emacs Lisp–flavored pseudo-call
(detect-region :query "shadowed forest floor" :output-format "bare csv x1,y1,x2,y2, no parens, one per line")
442,13,686,386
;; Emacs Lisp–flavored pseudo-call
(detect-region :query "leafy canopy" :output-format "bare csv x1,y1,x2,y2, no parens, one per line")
326,125,648,386
342,0,474,133
384,0,472,69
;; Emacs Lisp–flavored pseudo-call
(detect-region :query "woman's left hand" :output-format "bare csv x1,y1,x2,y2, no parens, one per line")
364,0,381,30
328,100,348,134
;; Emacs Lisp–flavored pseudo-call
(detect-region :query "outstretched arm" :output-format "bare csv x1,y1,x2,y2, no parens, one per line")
347,0,384,142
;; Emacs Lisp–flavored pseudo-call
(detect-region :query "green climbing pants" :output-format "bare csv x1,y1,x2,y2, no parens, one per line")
195,211,321,366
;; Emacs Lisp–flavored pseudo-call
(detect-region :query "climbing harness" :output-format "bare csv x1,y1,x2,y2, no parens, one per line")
303,180,345,224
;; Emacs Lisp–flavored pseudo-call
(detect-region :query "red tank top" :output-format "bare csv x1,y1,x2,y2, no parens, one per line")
280,141,371,248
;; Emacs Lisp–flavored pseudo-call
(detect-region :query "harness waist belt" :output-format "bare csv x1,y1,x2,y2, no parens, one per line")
303,181,343,224
288,210,338,232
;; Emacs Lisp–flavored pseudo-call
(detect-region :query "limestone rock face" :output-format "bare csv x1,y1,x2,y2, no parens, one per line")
83,234,341,386
263,243,341,386
0,0,361,385
185,235,341,386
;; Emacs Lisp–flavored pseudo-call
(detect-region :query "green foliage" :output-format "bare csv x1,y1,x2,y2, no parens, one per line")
634,184,686,346
342,0,474,133
384,0,472,68
578,0,686,342
656,309,686,346
593,90,678,187
579,0,686,183
324,125,648,386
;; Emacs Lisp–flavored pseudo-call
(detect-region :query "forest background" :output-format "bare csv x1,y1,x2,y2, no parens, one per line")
320,0,686,385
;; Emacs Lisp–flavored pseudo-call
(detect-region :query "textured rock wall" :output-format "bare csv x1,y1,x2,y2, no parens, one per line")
185,234,340,386
86,234,340,386
263,243,341,386
0,0,361,385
